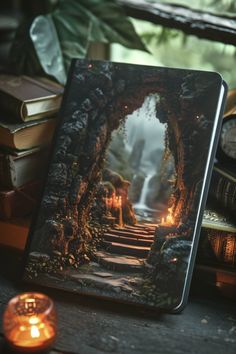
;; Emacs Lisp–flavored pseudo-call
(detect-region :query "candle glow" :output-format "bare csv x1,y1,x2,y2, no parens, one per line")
161,207,175,226
3,292,57,352
105,194,123,227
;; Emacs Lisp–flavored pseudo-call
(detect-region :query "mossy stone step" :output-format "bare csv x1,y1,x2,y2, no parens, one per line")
95,251,144,272
104,233,153,247
113,226,153,235
102,240,150,258
109,229,154,240
123,224,156,234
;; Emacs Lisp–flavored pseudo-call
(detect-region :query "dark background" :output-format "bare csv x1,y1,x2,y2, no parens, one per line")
0,0,50,70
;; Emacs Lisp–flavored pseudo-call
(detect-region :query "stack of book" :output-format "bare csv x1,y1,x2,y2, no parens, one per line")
196,207,236,298
196,133,236,297
0,75,63,250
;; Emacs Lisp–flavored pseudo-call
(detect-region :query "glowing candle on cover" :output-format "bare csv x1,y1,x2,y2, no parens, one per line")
161,207,175,226
3,292,57,352
105,196,109,210
118,196,123,227
111,193,116,209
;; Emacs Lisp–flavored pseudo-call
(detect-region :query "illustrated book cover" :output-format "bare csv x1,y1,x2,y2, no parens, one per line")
22,60,227,312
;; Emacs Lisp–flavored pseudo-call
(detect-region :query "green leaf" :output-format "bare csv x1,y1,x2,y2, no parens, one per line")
70,0,148,51
9,0,148,81
30,15,67,84
51,7,92,71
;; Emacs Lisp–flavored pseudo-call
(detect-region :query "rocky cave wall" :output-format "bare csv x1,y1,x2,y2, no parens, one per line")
32,60,221,258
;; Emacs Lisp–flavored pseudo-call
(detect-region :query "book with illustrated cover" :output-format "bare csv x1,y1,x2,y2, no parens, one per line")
22,60,227,312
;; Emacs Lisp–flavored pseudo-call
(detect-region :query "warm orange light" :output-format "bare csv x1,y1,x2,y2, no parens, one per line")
3,292,57,352
107,193,122,209
161,207,175,226
118,196,123,227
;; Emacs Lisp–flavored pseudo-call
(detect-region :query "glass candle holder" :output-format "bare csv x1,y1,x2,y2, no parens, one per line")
3,292,57,353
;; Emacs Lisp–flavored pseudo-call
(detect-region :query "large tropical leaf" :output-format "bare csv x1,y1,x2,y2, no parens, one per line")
56,0,147,50
9,0,147,83
30,15,67,84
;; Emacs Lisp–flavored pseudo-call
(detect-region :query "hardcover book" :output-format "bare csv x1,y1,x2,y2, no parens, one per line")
198,208,236,268
194,264,236,300
23,60,227,312
0,180,43,220
0,116,57,150
0,147,50,189
208,163,236,217
0,75,63,122
0,218,29,250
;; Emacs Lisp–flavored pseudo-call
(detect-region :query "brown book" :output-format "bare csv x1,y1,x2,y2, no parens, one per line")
0,75,63,122
0,116,58,150
0,180,43,220
194,264,236,300
0,218,29,250
208,164,236,217
0,146,50,188
202,208,236,233
198,208,236,269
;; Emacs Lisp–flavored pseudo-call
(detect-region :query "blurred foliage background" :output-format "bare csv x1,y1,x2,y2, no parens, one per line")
1,0,236,87
111,0,236,88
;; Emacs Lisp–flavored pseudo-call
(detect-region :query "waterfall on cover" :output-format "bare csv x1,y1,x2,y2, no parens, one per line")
124,94,165,214
108,94,166,218
134,173,155,210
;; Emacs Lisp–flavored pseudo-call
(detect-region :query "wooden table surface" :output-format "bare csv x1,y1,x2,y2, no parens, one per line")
0,247,235,354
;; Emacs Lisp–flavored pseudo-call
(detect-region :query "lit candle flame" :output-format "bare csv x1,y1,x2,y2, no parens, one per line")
30,325,40,338
161,207,175,226
3,292,57,351
29,317,39,325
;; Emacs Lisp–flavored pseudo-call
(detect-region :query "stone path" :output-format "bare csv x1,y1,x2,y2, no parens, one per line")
66,224,157,297
95,224,156,272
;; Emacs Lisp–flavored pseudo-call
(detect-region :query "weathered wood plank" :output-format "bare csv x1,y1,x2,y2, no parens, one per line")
0,247,236,354
0,335,75,354
118,0,236,46
1,276,236,354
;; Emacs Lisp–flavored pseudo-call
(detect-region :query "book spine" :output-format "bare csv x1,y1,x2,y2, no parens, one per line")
0,155,16,188
0,219,29,250
208,168,236,216
0,90,23,121
197,227,236,269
